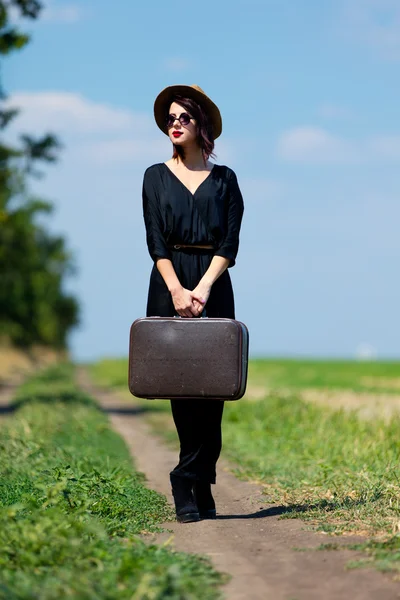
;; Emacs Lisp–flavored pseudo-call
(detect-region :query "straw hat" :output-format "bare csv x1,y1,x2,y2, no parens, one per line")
154,84,222,139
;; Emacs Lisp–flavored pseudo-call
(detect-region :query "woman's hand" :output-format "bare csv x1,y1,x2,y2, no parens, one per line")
191,283,211,316
170,285,205,318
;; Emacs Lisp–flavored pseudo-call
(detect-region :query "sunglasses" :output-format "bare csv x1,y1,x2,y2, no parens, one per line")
166,112,193,128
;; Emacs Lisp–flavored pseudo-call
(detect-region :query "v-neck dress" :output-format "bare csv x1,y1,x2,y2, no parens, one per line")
142,162,244,319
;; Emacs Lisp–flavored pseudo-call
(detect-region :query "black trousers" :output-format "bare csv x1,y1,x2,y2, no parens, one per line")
170,399,225,484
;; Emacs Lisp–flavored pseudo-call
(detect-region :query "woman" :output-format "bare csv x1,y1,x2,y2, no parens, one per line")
142,84,244,523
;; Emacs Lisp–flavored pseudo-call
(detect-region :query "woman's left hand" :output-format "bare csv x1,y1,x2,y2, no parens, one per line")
191,283,211,316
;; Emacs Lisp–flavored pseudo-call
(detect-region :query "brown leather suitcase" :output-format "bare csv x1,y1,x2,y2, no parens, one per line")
128,316,249,400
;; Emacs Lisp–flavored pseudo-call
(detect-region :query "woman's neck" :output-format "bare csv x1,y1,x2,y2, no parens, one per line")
175,145,209,170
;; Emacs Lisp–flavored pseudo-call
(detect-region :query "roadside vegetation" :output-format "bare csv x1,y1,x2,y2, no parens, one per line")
90,357,400,574
0,363,224,599
1,1,80,350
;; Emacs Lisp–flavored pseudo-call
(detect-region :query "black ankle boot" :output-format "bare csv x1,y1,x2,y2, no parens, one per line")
193,481,216,519
170,474,200,523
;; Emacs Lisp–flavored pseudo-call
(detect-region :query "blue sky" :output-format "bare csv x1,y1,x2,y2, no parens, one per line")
5,0,400,360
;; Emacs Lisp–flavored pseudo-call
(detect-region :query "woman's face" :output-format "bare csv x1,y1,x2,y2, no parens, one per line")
166,102,198,146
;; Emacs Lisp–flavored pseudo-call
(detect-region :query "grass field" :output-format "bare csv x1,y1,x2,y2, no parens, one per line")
90,357,400,574
0,363,225,599
248,359,400,394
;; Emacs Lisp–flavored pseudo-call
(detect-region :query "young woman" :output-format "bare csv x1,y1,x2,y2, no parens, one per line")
142,84,244,523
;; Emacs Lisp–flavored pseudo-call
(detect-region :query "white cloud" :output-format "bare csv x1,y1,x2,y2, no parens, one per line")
41,2,83,23
277,126,400,164
5,91,167,168
5,92,151,135
341,0,400,60
163,57,190,72
277,127,360,164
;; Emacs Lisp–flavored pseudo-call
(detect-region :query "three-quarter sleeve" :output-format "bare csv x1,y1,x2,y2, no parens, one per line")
142,168,172,263
214,169,244,268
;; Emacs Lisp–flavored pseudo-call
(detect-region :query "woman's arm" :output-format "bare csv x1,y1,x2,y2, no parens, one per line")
213,169,244,268
191,256,230,315
142,169,172,263
199,256,231,288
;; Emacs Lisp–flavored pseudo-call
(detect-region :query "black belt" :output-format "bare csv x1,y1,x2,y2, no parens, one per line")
168,244,214,250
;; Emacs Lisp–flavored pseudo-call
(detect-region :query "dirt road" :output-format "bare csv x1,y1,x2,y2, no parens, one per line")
80,372,400,600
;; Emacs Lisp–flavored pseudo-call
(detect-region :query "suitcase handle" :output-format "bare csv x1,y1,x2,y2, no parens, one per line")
173,307,207,318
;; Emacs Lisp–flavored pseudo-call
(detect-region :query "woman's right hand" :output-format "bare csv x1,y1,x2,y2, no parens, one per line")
170,285,205,317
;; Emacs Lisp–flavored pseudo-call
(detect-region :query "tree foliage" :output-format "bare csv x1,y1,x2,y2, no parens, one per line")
0,0,79,347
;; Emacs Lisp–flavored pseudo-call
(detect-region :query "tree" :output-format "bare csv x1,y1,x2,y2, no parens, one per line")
0,0,79,348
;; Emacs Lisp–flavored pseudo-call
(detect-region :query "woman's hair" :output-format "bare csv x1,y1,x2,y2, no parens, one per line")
167,94,216,164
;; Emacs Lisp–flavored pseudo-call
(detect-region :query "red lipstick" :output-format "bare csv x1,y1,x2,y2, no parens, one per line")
173,132,183,137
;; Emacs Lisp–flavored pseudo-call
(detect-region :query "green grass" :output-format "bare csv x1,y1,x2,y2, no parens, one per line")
223,395,400,528
249,358,400,395
89,357,400,573
0,363,225,599
89,357,130,389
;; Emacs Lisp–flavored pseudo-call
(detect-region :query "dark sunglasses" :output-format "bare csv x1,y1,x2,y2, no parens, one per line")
166,112,193,128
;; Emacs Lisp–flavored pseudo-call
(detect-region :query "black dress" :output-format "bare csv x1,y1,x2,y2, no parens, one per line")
142,162,244,483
